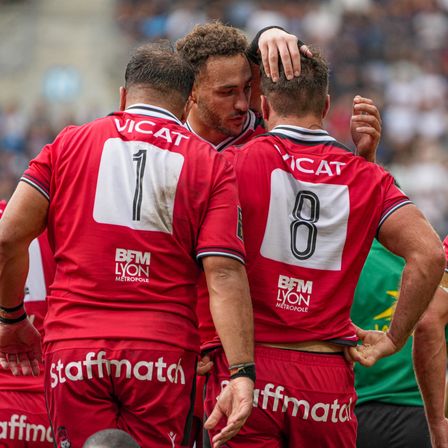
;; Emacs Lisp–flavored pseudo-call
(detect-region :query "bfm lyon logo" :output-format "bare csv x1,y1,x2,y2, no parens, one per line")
115,248,150,283
276,274,312,312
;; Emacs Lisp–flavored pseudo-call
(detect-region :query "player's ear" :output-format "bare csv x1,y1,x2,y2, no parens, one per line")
182,96,194,122
119,86,127,111
190,82,198,104
261,95,270,121
322,94,330,120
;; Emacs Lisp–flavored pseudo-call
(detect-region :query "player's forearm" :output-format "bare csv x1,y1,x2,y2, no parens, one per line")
206,261,254,366
388,252,444,349
413,311,446,424
0,243,29,307
413,285,448,425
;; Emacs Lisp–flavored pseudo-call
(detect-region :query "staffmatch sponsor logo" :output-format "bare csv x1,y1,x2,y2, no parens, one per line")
115,248,150,283
220,381,353,423
50,351,186,388
0,414,53,443
276,274,312,313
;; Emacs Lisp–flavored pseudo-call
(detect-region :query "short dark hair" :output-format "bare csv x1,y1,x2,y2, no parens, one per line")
176,22,248,76
82,429,140,448
125,42,194,103
261,49,329,117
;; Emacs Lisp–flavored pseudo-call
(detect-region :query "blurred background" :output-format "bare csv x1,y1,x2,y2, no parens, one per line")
1,0,447,236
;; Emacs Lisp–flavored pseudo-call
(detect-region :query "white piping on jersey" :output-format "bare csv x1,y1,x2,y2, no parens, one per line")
270,125,336,142
185,109,259,152
125,103,183,126
378,200,413,230
20,177,50,201
197,251,245,265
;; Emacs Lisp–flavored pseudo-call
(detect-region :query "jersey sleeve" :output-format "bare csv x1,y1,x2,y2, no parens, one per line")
377,173,413,232
196,157,245,264
21,143,52,201
20,126,73,201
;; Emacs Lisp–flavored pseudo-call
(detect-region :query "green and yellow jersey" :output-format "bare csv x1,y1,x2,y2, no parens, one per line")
351,239,422,406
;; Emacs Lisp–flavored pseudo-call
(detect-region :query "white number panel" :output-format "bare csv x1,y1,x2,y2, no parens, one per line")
93,138,184,233
260,169,349,271
25,238,46,301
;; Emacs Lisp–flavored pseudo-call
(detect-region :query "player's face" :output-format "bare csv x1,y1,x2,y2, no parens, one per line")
194,54,252,139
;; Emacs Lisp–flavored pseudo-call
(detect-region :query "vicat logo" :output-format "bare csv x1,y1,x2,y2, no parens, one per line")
276,275,312,312
115,248,151,283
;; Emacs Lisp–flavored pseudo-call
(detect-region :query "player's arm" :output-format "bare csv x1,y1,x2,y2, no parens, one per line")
349,204,445,366
0,182,48,376
413,273,448,447
202,256,254,448
203,256,253,367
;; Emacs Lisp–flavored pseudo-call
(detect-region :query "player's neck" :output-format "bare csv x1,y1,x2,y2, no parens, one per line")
267,114,324,132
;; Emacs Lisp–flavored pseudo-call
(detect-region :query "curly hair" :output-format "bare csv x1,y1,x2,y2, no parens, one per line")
176,22,248,75
261,48,329,117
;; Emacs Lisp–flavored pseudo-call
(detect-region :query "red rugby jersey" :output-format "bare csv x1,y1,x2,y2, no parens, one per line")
203,125,411,349
232,125,411,345
192,109,265,346
21,104,245,353
0,201,55,392
444,235,448,269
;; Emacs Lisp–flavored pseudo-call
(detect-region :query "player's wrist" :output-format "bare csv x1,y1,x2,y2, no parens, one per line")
0,302,27,323
0,312,27,325
229,362,256,383
385,330,401,352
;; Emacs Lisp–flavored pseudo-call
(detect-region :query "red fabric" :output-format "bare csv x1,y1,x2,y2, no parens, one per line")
0,392,53,447
443,235,448,268
205,346,357,448
0,202,55,394
44,341,196,448
201,126,411,350
21,105,244,353
195,113,264,348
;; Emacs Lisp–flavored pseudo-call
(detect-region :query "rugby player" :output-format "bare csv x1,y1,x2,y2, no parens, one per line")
0,43,254,448
203,49,445,447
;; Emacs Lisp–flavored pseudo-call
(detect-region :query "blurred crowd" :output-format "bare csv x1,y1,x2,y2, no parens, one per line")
1,0,448,235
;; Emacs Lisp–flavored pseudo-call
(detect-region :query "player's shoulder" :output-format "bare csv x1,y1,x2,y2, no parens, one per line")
57,116,110,143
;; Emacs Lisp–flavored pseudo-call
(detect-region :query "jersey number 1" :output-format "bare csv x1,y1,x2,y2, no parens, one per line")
132,149,147,221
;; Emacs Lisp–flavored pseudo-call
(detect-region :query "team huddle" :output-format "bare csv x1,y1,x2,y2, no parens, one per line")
0,22,446,448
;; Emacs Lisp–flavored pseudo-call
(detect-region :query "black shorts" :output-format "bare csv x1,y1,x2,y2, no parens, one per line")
355,401,431,448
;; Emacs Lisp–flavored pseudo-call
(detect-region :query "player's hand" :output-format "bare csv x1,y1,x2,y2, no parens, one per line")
197,355,213,376
346,326,398,367
259,28,312,82
429,418,448,448
0,318,41,376
351,95,381,163
204,377,254,447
